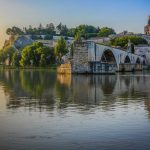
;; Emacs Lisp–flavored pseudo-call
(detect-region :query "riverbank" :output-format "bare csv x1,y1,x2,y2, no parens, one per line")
0,64,57,70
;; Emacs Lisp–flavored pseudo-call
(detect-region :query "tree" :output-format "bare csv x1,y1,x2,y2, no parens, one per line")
12,52,21,67
46,23,55,35
67,28,76,37
110,36,148,48
20,42,55,67
56,23,62,33
40,54,46,67
38,24,43,35
54,37,68,63
6,28,13,35
75,25,98,39
38,23,43,30
20,45,35,67
56,23,68,36
0,50,5,64
98,27,116,37
0,46,16,65
6,26,24,35
60,25,68,36
74,32,82,42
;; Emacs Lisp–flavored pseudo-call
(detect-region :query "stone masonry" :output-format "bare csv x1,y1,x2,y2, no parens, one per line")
72,43,89,73
57,42,89,74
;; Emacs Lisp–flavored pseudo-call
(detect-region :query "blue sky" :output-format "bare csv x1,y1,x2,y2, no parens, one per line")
0,0,150,47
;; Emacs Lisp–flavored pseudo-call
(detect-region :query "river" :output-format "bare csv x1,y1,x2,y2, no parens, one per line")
0,69,150,150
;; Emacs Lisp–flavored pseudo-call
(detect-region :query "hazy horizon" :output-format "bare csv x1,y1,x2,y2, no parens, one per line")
0,0,150,48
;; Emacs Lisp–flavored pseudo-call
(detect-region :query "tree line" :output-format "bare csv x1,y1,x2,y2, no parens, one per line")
0,37,68,67
110,36,148,48
6,23,116,39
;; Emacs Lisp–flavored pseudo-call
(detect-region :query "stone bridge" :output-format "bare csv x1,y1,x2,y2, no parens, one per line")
58,41,147,74
88,42,146,73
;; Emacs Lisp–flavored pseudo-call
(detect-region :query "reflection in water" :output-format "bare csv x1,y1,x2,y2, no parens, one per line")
1,70,150,150
0,70,56,111
0,69,150,113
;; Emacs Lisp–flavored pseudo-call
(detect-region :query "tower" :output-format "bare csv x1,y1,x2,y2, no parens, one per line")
144,16,150,35
148,16,150,25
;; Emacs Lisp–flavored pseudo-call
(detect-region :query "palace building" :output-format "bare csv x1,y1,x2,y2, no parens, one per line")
144,16,150,35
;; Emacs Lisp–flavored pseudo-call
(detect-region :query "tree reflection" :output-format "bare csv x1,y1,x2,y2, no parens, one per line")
0,69,56,110
0,69,150,119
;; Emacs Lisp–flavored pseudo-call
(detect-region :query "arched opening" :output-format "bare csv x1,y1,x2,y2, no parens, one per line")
142,55,146,59
121,55,131,72
136,58,141,64
90,49,117,73
143,60,146,66
124,56,131,63
135,57,143,71
101,50,117,64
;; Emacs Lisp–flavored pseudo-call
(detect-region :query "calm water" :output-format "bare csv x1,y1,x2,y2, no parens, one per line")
0,69,150,150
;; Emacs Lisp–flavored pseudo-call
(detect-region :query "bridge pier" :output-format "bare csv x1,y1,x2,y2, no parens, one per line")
90,62,117,74
119,64,143,72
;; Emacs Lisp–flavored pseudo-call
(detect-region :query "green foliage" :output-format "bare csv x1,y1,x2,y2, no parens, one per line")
111,36,148,48
98,27,116,37
54,37,68,63
56,23,68,36
40,54,46,67
74,32,82,42
67,28,76,37
75,25,99,39
20,42,55,67
0,50,5,63
20,45,34,66
46,23,56,35
0,46,16,65
12,52,21,67
6,24,116,40
6,27,24,35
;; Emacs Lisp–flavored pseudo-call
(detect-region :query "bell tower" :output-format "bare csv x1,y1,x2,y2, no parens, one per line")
148,16,150,25
144,16,150,35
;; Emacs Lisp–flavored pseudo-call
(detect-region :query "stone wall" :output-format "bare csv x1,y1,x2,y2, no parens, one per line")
57,43,89,74
72,45,89,73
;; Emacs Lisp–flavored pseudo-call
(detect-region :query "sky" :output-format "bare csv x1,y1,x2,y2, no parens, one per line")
0,0,150,48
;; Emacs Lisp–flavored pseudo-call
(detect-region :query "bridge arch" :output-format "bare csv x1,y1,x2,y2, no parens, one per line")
124,55,131,63
136,57,141,64
143,59,146,65
101,49,117,65
142,55,146,59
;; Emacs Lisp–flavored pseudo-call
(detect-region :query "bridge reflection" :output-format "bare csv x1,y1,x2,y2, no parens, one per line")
0,70,150,117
